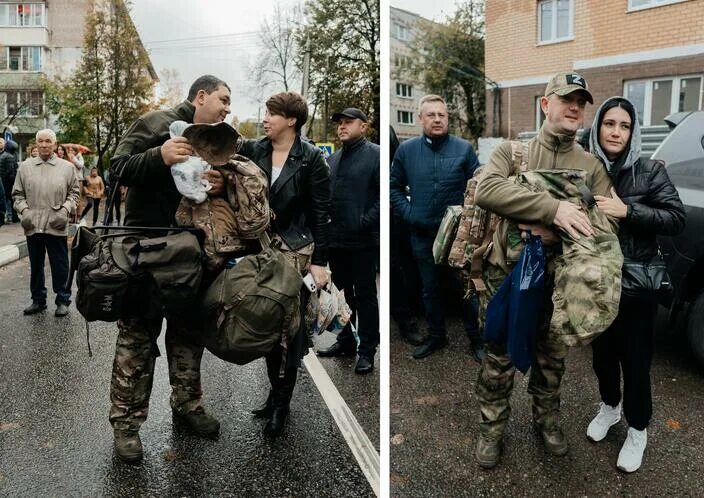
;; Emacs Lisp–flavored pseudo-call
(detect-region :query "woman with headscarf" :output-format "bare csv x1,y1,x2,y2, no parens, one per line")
586,96,685,472
238,91,330,437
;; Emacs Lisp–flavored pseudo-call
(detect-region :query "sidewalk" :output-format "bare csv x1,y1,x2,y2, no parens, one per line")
0,222,27,268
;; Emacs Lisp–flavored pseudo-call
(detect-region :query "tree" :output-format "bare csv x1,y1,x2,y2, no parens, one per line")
156,68,184,109
297,0,380,143
45,0,155,169
402,1,486,140
251,4,302,95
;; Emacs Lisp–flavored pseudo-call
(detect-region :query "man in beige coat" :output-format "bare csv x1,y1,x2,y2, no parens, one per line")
12,129,80,316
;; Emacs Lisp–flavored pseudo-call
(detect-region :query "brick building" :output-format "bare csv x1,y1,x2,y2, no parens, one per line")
0,0,156,160
484,0,704,139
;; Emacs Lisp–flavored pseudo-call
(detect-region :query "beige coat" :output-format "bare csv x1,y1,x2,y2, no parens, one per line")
12,154,80,236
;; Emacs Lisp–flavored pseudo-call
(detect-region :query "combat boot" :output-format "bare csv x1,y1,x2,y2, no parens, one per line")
535,424,568,456
114,429,143,463
173,406,220,439
251,391,274,418
475,434,502,469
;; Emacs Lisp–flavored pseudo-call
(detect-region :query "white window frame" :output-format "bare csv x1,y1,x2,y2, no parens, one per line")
397,110,415,126
392,23,410,42
1,46,42,72
0,3,46,27
624,74,703,126
395,83,413,99
627,0,689,13
537,0,575,45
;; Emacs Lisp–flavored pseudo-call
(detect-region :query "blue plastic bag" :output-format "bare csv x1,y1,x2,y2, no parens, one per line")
484,234,546,373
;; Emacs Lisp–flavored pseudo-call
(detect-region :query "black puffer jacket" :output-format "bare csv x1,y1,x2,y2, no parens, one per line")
590,96,685,262
611,157,685,261
240,135,331,266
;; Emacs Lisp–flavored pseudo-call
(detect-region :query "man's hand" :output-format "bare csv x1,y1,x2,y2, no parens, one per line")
203,169,225,197
552,200,594,240
160,137,193,166
518,223,560,245
594,187,628,219
309,264,329,289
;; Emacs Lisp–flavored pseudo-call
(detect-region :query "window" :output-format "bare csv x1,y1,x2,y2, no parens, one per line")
625,75,703,126
394,54,411,68
392,23,410,41
1,46,41,71
537,0,574,44
5,91,44,117
0,4,45,27
397,110,414,125
535,97,546,130
628,0,688,11
396,83,413,98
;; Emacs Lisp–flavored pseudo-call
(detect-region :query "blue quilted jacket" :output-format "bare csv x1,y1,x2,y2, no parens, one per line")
390,134,479,238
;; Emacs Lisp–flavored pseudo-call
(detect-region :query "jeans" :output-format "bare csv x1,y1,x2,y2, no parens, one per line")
26,233,71,305
81,197,101,225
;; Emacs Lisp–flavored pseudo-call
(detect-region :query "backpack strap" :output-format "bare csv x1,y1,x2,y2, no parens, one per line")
510,140,530,176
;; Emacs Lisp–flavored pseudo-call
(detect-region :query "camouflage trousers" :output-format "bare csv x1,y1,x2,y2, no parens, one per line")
475,263,568,440
109,316,204,432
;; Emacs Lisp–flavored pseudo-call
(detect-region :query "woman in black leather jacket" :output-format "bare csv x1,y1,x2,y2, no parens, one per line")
239,91,330,437
585,96,685,473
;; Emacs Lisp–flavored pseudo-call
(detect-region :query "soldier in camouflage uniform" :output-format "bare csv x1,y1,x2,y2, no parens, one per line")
109,75,231,463
473,72,618,468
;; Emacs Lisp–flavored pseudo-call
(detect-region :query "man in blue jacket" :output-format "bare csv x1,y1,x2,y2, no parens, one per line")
390,94,484,360
317,108,380,375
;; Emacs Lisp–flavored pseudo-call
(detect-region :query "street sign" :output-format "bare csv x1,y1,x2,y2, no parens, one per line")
318,142,335,158
3,130,12,143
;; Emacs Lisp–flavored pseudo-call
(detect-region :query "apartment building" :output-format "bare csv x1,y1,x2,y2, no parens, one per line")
485,0,704,140
390,6,429,141
0,0,156,160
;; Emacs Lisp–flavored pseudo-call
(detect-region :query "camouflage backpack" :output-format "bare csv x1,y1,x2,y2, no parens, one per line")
446,141,529,293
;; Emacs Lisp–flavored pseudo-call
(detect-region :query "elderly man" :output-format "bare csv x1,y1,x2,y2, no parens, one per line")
317,108,380,374
390,94,484,360
12,129,79,316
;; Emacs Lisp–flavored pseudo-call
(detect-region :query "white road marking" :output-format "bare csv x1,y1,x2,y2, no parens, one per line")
303,352,380,497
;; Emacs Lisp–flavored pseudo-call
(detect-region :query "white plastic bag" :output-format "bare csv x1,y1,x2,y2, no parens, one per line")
169,120,211,204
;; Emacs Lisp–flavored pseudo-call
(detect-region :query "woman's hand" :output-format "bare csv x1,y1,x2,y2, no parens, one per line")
595,187,628,219
309,264,329,289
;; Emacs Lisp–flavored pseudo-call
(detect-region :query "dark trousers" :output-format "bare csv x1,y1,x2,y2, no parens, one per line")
591,293,656,431
390,215,421,330
81,197,101,225
26,233,71,305
0,179,6,220
413,236,479,339
329,246,380,358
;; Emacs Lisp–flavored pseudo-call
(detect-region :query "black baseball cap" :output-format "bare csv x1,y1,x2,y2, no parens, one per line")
331,107,368,122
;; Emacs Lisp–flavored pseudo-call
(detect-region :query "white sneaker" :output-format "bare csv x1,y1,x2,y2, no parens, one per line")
617,427,647,473
586,402,621,442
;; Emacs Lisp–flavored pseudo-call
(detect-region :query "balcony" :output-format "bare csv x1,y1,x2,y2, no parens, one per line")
0,26,49,46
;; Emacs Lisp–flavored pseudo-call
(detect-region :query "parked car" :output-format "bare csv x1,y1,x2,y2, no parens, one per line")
652,111,704,365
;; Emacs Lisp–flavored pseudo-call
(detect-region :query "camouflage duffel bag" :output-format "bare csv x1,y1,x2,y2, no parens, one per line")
516,169,623,347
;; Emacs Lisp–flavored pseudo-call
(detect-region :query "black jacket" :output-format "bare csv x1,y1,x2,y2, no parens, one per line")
612,158,685,261
0,140,18,185
240,135,331,266
111,100,195,227
327,137,380,248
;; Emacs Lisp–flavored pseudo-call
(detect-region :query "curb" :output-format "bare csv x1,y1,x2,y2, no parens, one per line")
0,239,28,268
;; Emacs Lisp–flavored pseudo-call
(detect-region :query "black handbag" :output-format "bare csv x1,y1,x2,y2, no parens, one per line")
621,251,673,302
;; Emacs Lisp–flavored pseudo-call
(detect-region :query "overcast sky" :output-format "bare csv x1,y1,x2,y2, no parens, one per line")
131,0,289,121
390,0,461,22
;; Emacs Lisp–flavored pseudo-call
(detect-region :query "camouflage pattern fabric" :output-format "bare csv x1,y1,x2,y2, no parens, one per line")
476,262,568,439
516,169,623,347
433,205,462,265
109,317,204,432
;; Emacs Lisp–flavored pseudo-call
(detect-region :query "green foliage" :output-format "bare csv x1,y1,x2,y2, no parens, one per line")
297,0,380,143
44,0,155,167
403,1,486,140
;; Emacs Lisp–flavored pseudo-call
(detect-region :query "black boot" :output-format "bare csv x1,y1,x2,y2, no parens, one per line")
252,391,274,418
263,368,297,438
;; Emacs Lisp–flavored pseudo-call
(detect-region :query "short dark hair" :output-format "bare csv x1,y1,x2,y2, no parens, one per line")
266,92,308,133
187,75,230,102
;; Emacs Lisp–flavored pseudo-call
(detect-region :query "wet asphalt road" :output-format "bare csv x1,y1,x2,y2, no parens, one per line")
0,258,377,497
390,310,704,497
